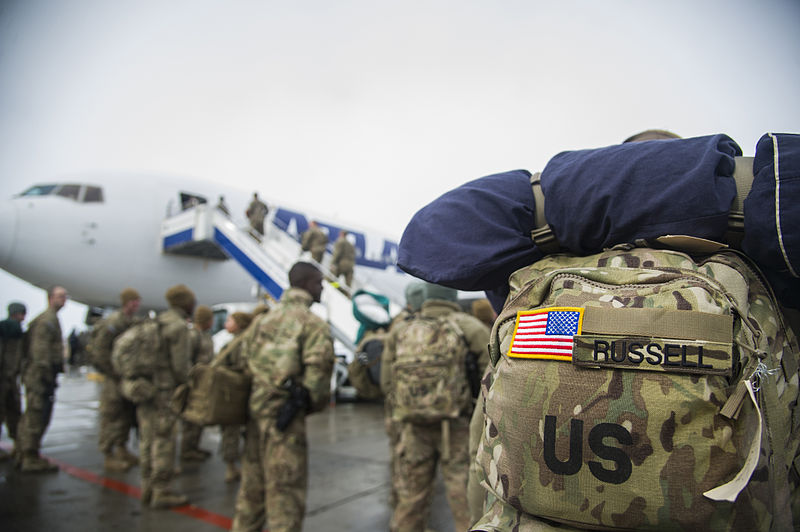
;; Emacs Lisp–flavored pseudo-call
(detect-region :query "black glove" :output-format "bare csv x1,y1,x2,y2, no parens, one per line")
275,380,311,431
465,352,480,399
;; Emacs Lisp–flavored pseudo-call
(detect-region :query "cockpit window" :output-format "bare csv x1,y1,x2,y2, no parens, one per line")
56,184,81,200
17,183,104,203
83,186,103,203
20,184,57,196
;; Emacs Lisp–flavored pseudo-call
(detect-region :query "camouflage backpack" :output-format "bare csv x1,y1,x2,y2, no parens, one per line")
111,319,162,403
473,246,800,531
86,318,118,375
391,314,471,423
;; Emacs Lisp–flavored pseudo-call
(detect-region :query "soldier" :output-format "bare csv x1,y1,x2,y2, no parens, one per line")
211,310,254,482
381,283,490,532
231,262,334,532
330,230,356,287
17,285,68,473
246,192,269,235
90,288,142,472
139,284,195,508
0,302,26,462
300,221,328,264
180,305,215,462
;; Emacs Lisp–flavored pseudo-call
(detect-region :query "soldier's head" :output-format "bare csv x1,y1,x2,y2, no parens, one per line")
47,285,68,312
120,288,141,316
404,281,426,312
424,282,458,304
194,305,213,331
623,129,681,143
165,284,196,315
7,302,26,322
289,262,323,303
225,311,253,334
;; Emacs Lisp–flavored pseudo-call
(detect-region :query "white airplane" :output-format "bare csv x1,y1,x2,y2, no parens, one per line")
0,174,409,345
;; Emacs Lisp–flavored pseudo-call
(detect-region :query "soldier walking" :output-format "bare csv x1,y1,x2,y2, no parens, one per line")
17,285,68,473
180,305,215,462
300,221,328,264
246,192,269,235
381,283,489,532
330,230,356,288
231,262,334,532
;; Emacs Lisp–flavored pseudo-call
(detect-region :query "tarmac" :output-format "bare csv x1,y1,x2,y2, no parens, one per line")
0,369,458,532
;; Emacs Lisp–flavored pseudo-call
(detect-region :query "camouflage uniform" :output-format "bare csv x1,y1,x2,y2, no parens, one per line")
138,305,192,506
17,307,62,459
231,287,334,532
381,299,490,532
246,196,269,235
213,332,248,465
180,325,214,458
330,234,356,287
0,317,26,448
92,310,138,459
300,225,328,263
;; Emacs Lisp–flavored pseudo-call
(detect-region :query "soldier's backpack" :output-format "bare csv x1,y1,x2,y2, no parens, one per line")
111,319,161,403
348,333,385,400
391,315,471,423
473,246,800,531
86,318,119,375
173,363,251,426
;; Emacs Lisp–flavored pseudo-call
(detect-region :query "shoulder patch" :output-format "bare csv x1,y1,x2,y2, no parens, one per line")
508,307,584,360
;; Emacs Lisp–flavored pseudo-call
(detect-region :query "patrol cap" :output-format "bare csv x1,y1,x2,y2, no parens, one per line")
7,302,26,315
165,284,196,313
404,281,426,312
231,311,253,331
194,305,213,326
425,282,458,303
120,288,141,305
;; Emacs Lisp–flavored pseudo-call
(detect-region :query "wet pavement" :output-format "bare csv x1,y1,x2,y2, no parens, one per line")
0,370,457,531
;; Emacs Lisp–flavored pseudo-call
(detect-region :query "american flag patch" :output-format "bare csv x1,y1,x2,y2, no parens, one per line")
507,307,584,360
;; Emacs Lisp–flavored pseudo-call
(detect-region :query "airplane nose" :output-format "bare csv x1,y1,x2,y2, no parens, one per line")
0,201,18,267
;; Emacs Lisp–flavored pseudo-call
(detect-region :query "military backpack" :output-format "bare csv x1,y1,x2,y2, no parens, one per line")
391,314,471,423
473,246,800,531
86,318,118,375
111,319,161,403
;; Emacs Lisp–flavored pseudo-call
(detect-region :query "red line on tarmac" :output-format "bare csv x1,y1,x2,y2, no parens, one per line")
0,442,235,530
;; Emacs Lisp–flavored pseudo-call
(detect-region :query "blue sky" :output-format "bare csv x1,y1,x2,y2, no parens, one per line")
1,0,799,332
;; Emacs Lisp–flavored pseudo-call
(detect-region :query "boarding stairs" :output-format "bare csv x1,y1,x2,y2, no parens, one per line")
159,204,360,352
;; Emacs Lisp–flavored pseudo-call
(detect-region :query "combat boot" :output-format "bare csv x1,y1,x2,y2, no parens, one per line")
104,452,132,473
150,488,188,509
224,461,240,483
20,451,58,473
115,446,139,467
140,481,152,506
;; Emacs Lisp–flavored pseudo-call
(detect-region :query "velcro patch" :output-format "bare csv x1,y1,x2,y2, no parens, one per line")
572,335,732,376
507,307,584,360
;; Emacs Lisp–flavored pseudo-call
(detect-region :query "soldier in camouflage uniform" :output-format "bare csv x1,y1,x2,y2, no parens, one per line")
0,302,26,462
381,283,490,532
180,305,214,462
139,284,195,509
330,230,356,287
212,311,254,482
91,288,142,472
17,286,68,473
300,221,329,264
231,262,334,532
246,192,269,235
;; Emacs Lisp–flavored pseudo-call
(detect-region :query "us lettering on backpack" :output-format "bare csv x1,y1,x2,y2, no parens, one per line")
474,247,800,531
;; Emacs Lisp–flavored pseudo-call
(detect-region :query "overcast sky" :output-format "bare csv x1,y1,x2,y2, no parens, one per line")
1,0,799,334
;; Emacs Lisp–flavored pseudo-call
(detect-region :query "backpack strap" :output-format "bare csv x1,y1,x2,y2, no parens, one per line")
529,173,560,255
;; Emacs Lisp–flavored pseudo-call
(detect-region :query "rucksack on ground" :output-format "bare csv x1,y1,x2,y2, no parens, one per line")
391,315,471,423
473,245,800,531
111,319,161,403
